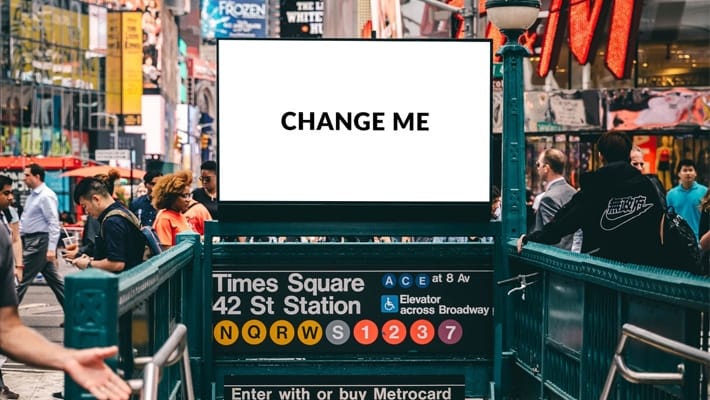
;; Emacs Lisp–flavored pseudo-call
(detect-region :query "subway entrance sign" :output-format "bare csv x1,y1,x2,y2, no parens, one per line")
211,268,492,356
202,234,495,399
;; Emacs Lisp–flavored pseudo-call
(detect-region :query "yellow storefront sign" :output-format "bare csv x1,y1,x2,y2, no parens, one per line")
106,12,122,115
121,12,143,121
106,11,143,124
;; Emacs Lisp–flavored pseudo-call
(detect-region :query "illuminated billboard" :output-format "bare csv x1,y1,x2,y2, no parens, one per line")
217,39,492,221
280,0,323,37
106,11,143,125
8,0,97,88
201,0,268,40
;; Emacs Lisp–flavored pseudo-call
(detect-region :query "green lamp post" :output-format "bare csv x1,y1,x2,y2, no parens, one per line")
485,0,540,397
487,0,540,241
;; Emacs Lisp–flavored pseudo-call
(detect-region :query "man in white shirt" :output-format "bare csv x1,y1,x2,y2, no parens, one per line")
17,163,64,308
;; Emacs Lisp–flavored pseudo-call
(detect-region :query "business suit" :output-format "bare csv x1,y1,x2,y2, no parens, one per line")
533,178,577,250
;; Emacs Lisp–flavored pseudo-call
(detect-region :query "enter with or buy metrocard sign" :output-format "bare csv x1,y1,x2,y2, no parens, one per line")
216,39,492,221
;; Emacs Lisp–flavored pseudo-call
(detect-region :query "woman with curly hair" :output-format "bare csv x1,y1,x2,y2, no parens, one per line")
151,170,193,247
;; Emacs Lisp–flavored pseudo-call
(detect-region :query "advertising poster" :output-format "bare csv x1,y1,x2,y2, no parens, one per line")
141,0,163,90
0,127,21,156
106,11,143,124
280,0,323,37
122,12,143,124
217,40,491,204
370,0,402,38
607,88,710,131
322,0,359,37
8,0,94,88
495,90,603,134
201,0,268,40
106,12,123,115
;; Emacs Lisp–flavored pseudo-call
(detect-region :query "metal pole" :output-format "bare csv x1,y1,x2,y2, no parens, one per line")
493,28,529,399
499,29,528,240
130,148,134,204
113,115,119,150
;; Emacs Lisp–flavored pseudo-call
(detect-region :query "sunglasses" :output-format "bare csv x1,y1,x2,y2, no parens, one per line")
631,162,645,167
199,176,213,183
535,161,546,168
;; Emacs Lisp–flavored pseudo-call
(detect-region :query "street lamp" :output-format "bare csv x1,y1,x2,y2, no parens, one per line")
485,1,540,398
486,0,539,240
90,112,119,150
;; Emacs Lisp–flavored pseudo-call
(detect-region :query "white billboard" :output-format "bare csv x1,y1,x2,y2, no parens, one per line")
217,39,491,207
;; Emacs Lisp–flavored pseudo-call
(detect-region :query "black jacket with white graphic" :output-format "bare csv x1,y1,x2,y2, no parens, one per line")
526,161,665,267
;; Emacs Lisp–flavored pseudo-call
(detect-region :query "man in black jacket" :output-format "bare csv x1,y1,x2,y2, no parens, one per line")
517,131,665,267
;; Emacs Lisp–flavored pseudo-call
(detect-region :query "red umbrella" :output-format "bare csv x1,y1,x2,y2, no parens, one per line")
60,165,145,179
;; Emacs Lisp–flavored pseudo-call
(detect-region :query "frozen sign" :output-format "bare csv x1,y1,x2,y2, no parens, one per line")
201,0,267,40
217,39,492,205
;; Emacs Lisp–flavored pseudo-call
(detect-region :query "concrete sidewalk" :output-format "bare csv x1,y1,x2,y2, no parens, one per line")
1,260,74,399
1,362,63,399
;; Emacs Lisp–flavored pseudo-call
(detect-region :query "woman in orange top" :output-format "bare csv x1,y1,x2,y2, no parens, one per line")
184,199,212,236
151,170,193,247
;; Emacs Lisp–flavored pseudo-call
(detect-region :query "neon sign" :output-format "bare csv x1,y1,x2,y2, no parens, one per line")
484,0,643,80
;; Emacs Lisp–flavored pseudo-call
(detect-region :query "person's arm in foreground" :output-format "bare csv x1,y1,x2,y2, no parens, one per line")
0,306,131,400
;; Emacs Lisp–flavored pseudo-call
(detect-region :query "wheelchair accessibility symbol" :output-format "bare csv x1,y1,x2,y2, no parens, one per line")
381,295,399,313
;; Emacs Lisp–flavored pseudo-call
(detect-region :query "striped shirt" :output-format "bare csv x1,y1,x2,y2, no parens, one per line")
20,183,60,251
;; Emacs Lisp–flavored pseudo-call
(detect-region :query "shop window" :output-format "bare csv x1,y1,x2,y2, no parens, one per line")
636,0,709,88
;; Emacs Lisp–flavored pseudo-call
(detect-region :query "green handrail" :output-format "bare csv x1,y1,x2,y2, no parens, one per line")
64,232,201,399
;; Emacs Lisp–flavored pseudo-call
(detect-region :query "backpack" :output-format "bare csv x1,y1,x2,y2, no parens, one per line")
648,177,702,274
658,206,702,275
100,208,162,261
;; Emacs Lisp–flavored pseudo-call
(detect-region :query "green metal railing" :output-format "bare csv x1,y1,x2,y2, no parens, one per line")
508,241,710,400
61,223,709,400
63,232,202,399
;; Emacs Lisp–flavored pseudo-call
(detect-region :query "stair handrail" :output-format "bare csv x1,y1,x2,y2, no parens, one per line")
128,323,194,400
600,323,710,399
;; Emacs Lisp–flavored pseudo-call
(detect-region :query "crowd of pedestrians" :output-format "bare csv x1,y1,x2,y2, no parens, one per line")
0,171,131,400
1,135,708,398
0,161,222,398
518,131,708,275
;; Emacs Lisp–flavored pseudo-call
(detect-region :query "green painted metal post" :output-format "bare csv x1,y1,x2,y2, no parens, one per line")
494,28,530,399
499,30,528,249
177,232,203,396
64,268,119,399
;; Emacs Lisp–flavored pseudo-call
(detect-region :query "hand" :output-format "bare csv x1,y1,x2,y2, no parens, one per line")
47,250,57,263
72,254,91,270
63,247,79,261
14,266,23,283
63,346,132,400
516,234,526,253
